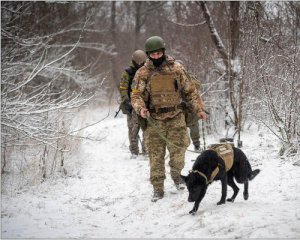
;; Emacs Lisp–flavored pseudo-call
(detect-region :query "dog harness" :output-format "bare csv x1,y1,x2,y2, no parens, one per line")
208,143,234,171
191,143,234,184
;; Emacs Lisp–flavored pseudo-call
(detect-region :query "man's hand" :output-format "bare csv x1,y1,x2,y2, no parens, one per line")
198,111,207,120
140,107,150,118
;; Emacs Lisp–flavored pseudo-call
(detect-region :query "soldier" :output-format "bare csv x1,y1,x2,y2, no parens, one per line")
176,60,202,151
119,50,147,159
131,36,207,202
183,97,202,151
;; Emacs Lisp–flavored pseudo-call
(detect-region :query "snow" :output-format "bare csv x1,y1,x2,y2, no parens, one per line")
1,106,300,239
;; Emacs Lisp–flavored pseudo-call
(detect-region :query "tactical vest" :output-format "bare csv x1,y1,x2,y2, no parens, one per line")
148,72,182,112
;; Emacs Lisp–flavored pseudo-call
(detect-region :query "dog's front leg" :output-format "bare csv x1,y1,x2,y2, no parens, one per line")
217,175,227,205
189,188,207,215
189,202,199,215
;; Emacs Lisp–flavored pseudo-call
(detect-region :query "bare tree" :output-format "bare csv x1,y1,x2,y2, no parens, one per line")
1,2,109,184
199,2,243,142
241,2,299,155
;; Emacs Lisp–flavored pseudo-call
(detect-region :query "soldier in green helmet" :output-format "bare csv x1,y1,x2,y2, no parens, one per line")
131,36,207,202
119,50,147,159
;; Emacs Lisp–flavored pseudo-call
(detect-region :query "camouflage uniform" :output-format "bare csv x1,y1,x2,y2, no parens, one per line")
144,112,189,191
119,64,144,156
131,55,205,192
176,60,202,150
184,103,201,149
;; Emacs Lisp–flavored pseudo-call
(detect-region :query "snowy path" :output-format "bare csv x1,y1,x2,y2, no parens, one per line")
2,109,300,238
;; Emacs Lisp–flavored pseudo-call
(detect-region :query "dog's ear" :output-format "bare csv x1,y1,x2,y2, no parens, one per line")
180,174,189,183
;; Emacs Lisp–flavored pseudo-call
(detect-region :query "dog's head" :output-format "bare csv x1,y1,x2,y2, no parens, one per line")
181,172,207,202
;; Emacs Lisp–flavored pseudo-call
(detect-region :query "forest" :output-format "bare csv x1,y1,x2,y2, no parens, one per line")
1,1,299,187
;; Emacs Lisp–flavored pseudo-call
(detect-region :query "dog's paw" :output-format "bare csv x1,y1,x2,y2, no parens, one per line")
227,198,235,202
243,192,249,200
189,210,196,215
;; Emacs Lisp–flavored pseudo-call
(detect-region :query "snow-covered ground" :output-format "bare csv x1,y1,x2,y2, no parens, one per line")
2,106,300,238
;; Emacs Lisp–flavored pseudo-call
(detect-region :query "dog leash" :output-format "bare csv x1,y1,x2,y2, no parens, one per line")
146,116,201,154
202,120,206,150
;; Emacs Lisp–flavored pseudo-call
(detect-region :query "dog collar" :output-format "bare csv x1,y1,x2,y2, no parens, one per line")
190,170,208,185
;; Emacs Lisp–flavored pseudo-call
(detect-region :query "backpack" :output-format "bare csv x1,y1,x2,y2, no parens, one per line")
119,66,137,115
125,66,137,98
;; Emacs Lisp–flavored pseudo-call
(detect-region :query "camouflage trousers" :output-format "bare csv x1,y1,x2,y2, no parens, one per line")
188,121,200,146
144,112,190,192
127,111,141,155
185,111,200,146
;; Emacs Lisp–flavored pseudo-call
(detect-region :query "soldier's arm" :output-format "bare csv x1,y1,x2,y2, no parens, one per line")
119,72,130,102
131,68,148,116
179,65,207,119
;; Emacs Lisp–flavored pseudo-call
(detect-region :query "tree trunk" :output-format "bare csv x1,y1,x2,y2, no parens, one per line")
110,2,119,93
1,145,6,174
41,145,48,179
134,2,142,50
200,2,228,62
200,1,241,132
228,1,240,128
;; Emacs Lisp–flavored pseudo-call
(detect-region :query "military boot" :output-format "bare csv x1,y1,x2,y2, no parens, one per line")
151,190,164,202
194,143,201,152
130,153,138,159
174,178,185,190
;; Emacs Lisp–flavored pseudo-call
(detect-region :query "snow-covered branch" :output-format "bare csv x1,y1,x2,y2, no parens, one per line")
199,1,228,62
1,3,110,156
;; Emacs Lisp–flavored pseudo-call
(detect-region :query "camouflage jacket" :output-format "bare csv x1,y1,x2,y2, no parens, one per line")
119,63,138,102
131,55,205,120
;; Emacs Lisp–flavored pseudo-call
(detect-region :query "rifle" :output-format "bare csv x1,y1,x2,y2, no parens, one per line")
203,109,210,115
114,106,121,118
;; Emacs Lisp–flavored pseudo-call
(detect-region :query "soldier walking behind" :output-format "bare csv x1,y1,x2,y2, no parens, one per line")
119,50,147,159
183,101,202,151
176,60,203,151
131,36,207,202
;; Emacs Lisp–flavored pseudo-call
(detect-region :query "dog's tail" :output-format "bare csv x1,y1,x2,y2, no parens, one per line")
245,159,261,181
249,169,260,181
236,158,260,182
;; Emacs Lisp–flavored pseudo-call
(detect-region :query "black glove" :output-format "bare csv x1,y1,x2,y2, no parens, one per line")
123,99,133,112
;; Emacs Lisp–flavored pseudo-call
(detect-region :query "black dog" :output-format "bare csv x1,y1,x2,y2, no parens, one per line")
181,146,260,215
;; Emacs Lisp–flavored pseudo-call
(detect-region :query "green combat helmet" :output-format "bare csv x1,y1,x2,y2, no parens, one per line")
145,36,166,53
132,50,147,65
